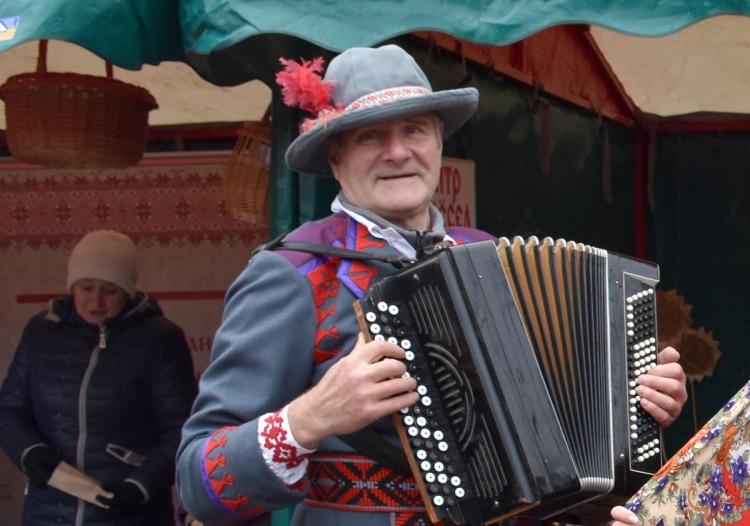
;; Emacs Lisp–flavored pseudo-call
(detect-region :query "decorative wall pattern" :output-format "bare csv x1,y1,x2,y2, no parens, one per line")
0,160,266,250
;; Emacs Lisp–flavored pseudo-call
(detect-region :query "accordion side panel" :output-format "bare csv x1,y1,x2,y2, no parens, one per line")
607,255,662,486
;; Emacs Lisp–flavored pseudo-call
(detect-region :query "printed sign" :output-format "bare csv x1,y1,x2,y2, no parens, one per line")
433,157,476,228
0,17,19,41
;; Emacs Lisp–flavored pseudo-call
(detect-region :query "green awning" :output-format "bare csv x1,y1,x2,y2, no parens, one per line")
3,1,750,75
180,0,750,59
0,0,184,70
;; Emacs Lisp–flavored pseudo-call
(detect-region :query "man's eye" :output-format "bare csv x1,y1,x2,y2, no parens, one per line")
359,130,379,141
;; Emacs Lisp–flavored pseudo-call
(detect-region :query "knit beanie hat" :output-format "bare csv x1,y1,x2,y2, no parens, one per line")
67,230,138,298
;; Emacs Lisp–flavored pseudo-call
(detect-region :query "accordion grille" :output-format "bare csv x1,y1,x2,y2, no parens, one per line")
409,283,508,498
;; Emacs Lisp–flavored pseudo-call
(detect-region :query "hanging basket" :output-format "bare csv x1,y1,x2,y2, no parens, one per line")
0,40,158,169
222,106,272,226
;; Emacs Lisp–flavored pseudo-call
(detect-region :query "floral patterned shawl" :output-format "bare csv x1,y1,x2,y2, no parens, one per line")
626,380,750,525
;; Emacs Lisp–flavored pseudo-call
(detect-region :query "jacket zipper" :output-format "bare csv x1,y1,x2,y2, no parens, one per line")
75,331,104,526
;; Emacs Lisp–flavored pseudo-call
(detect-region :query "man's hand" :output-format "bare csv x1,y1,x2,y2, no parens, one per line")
288,333,419,449
637,346,687,427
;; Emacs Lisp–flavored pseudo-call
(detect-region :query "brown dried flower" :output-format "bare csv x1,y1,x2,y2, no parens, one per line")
657,288,693,348
675,327,722,383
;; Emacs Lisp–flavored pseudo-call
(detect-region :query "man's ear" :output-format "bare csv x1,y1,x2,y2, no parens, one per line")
437,121,444,155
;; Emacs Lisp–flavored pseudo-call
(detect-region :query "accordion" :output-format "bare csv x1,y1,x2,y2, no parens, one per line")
354,237,663,525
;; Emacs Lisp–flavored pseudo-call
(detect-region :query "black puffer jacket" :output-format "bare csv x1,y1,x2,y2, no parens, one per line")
0,293,198,526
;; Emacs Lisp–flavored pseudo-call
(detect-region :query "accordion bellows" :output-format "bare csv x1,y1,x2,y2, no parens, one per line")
357,237,662,525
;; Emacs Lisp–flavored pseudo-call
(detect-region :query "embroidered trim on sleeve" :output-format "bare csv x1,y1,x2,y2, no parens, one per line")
259,405,316,486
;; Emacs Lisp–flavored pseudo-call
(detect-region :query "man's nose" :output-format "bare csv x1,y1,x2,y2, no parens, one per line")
382,134,411,161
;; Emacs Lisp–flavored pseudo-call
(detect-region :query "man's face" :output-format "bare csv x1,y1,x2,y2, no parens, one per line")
327,113,443,230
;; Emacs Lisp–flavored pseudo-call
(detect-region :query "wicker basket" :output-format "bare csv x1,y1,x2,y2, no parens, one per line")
0,40,158,169
222,106,272,225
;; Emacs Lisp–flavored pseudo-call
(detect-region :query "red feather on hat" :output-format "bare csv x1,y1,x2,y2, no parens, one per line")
275,57,334,116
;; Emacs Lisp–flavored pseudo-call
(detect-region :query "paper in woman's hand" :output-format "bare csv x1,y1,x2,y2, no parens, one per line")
47,461,115,508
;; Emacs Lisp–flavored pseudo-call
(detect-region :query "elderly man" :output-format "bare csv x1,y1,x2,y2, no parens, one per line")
176,45,687,526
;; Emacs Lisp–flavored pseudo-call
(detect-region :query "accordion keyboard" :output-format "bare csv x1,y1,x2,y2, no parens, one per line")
359,297,479,510
624,281,662,472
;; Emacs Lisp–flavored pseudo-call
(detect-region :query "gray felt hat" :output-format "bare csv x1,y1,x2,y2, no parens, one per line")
284,45,479,177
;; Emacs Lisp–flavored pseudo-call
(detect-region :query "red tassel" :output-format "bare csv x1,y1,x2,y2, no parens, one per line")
275,57,334,116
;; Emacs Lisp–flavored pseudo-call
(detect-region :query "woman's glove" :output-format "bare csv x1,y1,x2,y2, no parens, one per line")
22,445,64,489
95,481,145,515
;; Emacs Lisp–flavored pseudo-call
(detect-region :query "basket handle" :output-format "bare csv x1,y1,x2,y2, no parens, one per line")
36,38,115,79
260,104,271,127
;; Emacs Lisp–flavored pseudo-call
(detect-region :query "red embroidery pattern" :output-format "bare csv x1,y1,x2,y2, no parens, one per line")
304,455,424,511
203,426,267,517
298,87,431,135
394,512,432,526
308,260,342,364
349,260,380,292
261,410,306,470
204,452,226,476
0,165,266,250
355,223,386,251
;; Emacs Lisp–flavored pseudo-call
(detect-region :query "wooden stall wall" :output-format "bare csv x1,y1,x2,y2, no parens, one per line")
0,154,267,523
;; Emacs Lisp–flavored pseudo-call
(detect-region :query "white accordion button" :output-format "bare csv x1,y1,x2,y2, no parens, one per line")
377,302,388,312
416,416,427,427
405,351,415,361
416,449,427,460
433,496,444,506
388,305,399,315
421,461,431,471
417,386,428,396
408,427,419,436
365,312,377,322
420,428,431,439
401,340,412,349
438,474,448,484
370,324,381,334
434,462,444,472
388,337,398,345
455,488,465,498
434,430,444,440
451,476,461,486
426,473,436,483
438,441,449,451
422,396,432,406
404,416,414,426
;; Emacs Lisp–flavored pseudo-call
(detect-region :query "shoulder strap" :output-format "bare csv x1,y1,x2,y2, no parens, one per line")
253,233,417,269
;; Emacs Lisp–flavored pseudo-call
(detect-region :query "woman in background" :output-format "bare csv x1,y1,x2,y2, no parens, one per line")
0,230,198,526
